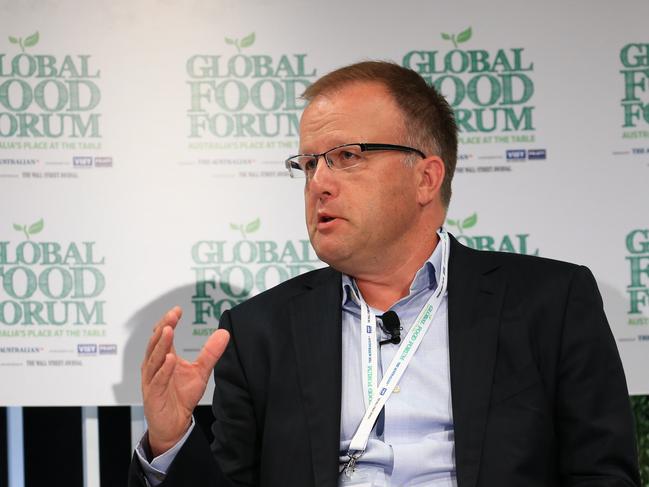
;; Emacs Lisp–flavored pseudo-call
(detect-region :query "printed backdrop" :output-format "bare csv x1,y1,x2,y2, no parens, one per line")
0,0,648,405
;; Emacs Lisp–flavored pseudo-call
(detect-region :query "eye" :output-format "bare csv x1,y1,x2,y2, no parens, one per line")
340,151,358,161
328,146,362,169
302,157,318,172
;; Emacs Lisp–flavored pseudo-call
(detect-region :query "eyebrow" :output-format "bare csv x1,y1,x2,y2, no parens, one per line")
298,139,366,155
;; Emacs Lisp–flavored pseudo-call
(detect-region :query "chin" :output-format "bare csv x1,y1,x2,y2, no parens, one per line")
312,247,336,267
314,247,356,274
312,243,341,266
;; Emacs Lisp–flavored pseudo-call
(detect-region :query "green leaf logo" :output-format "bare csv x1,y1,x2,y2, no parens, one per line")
225,32,256,53
245,218,260,234
239,32,255,49
440,26,472,49
446,212,477,235
13,218,44,240
456,27,472,44
28,219,44,234
24,31,40,48
8,31,40,53
230,218,261,239
461,212,477,229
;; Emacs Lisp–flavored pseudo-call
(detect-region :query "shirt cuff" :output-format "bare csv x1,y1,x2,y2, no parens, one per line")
135,417,196,487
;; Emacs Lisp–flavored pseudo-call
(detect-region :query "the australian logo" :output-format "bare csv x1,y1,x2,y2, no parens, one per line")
626,229,649,324
191,218,320,333
186,33,317,144
446,212,539,254
620,43,649,131
0,31,101,143
403,27,535,141
0,219,106,328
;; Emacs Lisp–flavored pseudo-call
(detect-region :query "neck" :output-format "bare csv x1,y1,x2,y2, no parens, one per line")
354,233,439,311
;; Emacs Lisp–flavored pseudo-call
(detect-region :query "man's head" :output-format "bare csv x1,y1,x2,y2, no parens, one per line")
294,61,457,277
302,61,457,207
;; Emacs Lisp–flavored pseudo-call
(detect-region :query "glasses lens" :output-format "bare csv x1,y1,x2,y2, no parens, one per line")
286,156,317,178
326,145,363,170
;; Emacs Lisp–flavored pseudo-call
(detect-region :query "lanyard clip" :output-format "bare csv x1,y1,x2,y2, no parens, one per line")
343,451,360,478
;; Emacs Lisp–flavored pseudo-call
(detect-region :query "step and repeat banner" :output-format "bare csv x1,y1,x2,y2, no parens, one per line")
0,0,648,405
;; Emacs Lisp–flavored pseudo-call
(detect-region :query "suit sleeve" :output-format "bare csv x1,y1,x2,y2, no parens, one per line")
128,310,257,487
555,266,640,487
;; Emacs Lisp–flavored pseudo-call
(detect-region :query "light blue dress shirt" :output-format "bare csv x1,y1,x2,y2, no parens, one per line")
138,243,456,486
339,242,456,486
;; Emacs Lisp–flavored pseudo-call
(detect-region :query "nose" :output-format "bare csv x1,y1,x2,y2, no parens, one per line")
307,155,337,198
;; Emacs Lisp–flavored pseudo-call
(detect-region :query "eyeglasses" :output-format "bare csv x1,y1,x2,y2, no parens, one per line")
285,143,426,179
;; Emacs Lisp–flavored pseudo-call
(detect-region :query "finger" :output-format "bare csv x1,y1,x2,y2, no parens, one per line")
152,306,182,334
143,326,175,385
195,329,230,382
143,325,163,365
145,307,182,360
148,352,177,396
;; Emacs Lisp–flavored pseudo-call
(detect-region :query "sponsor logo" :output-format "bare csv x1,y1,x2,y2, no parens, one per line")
191,218,321,329
0,346,42,353
505,148,546,161
626,229,649,322
527,149,546,160
0,158,37,165
506,149,526,160
77,343,97,355
446,212,539,255
98,343,117,355
0,31,103,140
403,27,536,138
0,219,107,327
73,156,93,167
93,156,112,167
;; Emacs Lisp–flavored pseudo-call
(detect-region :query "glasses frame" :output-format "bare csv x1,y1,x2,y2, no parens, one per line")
285,143,427,179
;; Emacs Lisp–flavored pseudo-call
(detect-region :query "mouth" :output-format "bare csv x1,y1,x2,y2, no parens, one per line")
316,212,340,230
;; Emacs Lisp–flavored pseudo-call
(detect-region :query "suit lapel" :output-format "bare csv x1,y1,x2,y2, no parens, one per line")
289,268,342,487
448,236,505,487
286,239,505,487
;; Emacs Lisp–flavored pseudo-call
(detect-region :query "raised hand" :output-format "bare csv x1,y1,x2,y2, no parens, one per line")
141,306,230,456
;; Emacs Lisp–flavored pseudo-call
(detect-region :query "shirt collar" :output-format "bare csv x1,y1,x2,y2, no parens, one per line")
341,238,442,307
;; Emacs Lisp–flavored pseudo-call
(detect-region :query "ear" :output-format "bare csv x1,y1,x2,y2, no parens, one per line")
415,156,445,206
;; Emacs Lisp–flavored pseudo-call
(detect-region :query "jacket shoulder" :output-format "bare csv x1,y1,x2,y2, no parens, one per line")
229,265,339,315
451,234,584,275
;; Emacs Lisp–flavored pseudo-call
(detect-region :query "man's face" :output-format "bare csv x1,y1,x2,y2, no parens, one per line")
300,82,424,276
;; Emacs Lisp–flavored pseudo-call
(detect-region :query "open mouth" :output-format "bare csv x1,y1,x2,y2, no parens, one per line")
320,215,335,223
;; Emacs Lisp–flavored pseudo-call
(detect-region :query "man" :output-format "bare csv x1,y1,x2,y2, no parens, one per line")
130,61,640,486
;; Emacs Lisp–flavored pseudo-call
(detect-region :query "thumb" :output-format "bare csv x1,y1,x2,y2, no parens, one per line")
195,329,230,381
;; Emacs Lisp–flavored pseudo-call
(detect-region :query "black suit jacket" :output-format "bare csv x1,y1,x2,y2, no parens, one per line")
130,236,640,487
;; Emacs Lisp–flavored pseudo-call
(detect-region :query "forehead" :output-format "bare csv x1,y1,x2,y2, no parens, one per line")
299,81,405,152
